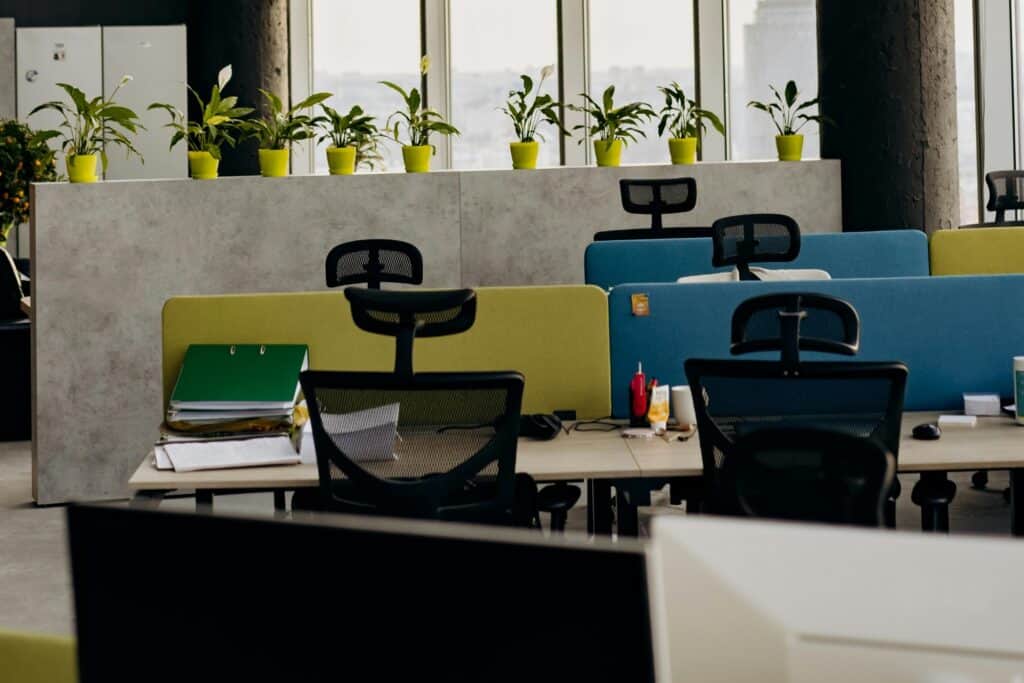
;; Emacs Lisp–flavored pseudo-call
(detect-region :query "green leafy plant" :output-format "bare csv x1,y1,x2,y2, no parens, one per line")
244,89,332,150
500,65,569,143
316,103,380,151
148,65,253,160
747,80,831,136
0,120,57,243
657,82,725,140
380,56,460,149
569,85,656,145
29,75,144,170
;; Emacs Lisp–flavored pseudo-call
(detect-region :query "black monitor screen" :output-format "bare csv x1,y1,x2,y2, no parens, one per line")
68,505,656,683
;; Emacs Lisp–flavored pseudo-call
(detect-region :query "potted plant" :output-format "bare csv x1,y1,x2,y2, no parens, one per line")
0,121,57,248
245,89,332,177
656,82,725,165
148,65,252,180
381,56,460,173
499,65,569,170
316,104,380,175
29,75,143,183
570,85,655,167
747,80,830,161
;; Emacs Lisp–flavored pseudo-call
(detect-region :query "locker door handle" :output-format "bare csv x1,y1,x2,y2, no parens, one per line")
24,70,38,83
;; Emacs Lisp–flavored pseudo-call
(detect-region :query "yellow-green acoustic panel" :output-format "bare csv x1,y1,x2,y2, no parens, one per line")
163,286,611,419
931,228,1024,275
0,629,76,683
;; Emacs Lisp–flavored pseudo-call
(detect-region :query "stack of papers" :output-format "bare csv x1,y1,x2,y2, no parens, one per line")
168,344,308,429
155,436,300,472
300,403,401,465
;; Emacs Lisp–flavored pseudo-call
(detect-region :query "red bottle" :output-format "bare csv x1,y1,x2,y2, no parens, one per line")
629,362,647,427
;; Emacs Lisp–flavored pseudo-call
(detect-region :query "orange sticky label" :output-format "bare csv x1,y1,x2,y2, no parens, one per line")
631,293,650,317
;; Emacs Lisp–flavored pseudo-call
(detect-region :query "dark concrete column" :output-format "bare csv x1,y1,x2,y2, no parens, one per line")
187,0,290,176
817,0,959,233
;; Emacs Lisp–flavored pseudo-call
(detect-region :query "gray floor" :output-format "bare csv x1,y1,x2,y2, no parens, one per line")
0,439,1013,636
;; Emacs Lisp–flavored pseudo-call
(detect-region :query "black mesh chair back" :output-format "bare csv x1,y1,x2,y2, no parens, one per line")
723,427,896,526
985,171,1024,224
685,293,908,514
594,177,708,240
345,288,476,377
300,370,524,522
325,239,424,289
711,214,801,280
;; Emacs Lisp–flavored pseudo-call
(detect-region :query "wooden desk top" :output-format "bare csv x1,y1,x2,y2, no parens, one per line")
128,427,641,492
128,412,1024,493
629,412,1024,476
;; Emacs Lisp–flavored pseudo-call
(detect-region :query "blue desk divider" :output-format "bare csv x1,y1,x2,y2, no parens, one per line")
585,230,929,291
608,275,1024,417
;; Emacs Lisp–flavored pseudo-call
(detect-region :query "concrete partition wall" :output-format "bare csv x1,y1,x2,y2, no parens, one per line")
30,161,841,502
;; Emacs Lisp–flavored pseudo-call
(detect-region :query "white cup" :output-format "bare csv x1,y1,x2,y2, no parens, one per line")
671,385,697,427
1014,357,1024,425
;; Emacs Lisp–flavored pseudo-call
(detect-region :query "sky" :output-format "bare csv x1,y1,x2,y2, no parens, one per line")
312,0,977,75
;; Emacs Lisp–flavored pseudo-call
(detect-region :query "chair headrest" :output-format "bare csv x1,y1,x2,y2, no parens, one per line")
711,214,801,276
326,239,424,289
619,178,697,230
344,288,476,339
730,293,860,364
985,170,1024,213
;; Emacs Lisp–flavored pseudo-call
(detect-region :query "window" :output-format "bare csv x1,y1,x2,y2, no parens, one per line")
727,0,819,160
450,0,560,169
955,0,979,225
311,0,420,172
588,0,697,164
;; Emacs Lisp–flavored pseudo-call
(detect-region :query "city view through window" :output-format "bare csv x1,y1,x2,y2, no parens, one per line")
311,0,979,223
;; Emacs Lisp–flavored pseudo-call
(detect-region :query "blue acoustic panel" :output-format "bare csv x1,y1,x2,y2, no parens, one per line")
608,275,1024,416
585,230,930,290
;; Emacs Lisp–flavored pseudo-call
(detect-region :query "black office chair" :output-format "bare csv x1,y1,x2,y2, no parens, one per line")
984,171,1024,225
685,293,908,525
325,238,424,289
300,369,528,524
710,213,801,281
298,287,537,526
723,427,896,526
0,248,29,441
345,287,476,378
594,177,711,241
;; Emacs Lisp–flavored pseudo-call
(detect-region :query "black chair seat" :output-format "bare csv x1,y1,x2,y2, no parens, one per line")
537,483,581,512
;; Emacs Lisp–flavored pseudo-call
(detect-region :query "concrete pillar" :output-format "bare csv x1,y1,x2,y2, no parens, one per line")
187,0,289,176
817,0,959,233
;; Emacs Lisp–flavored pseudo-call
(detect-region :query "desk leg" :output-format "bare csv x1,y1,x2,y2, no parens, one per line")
274,490,287,518
587,480,613,536
616,483,640,538
129,490,168,509
196,490,213,513
1011,470,1024,537
912,472,956,533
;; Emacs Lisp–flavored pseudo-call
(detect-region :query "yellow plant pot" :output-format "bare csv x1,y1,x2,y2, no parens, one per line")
509,141,540,170
188,151,219,180
326,146,357,175
668,137,698,165
258,148,290,177
593,139,623,167
402,145,432,173
66,154,98,183
775,134,804,161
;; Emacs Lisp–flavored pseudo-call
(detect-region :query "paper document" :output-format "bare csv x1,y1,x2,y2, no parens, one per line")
168,408,292,423
161,436,301,472
327,403,400,463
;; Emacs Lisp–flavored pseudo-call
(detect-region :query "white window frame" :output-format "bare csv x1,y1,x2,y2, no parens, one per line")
977,0,1017,221
292,0,739,170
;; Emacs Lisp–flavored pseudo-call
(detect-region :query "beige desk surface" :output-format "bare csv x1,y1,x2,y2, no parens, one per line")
19,296,29,316
630,412,1024,476
128,412,1024,493
128,426,641,493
